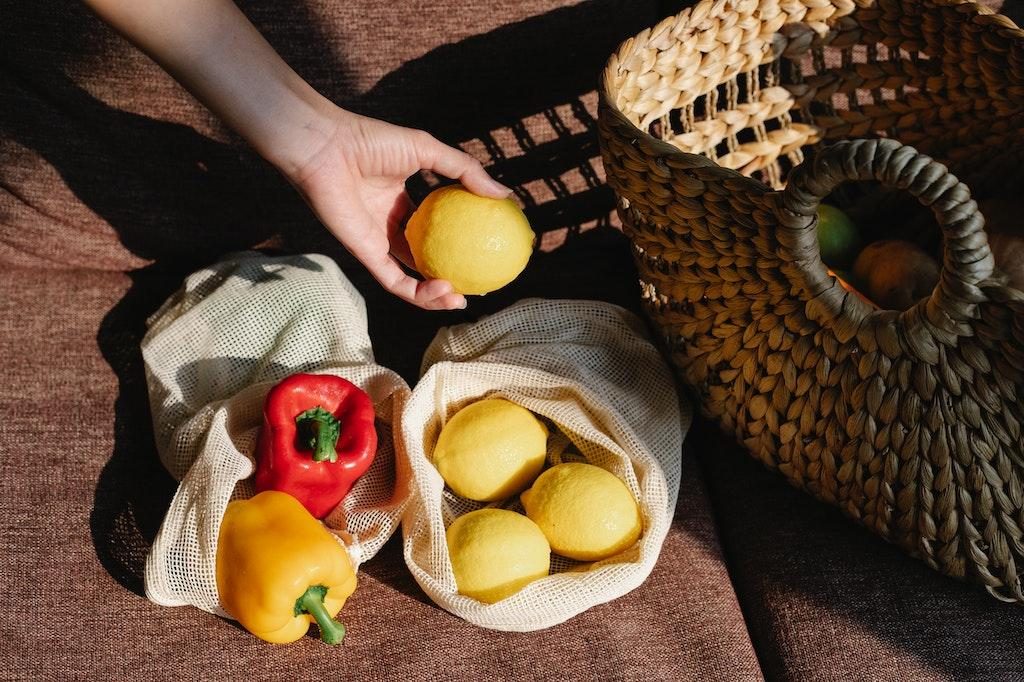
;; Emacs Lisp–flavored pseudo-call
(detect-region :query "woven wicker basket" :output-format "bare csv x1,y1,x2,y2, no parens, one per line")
598,0,1024,602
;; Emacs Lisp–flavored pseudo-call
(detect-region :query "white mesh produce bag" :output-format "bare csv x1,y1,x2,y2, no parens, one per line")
141,252,411,615
402,298,690,632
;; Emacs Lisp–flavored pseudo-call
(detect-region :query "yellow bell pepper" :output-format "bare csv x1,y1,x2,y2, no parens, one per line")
216,490,357,644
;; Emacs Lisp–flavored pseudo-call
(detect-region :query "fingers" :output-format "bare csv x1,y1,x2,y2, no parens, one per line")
414,278,467,311
386,191,416,269
368,252,466,310
350,234,467,311
415,132,511,199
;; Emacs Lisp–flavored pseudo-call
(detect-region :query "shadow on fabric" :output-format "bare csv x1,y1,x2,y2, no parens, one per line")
0,0,665,598
6,0,1024,676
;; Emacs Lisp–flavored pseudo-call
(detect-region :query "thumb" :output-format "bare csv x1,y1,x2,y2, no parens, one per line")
330,208,467,311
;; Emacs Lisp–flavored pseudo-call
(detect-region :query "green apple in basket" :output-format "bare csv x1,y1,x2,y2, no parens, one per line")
816,203,862,268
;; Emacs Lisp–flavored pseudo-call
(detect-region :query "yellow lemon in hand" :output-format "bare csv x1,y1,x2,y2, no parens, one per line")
432,398,548,502
406,184,534,295
446,508,551,603
520,462,642,561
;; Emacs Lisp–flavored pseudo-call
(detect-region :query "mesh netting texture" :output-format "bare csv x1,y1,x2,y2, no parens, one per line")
141,253,690,629
403,298,690,631
142,253,411,615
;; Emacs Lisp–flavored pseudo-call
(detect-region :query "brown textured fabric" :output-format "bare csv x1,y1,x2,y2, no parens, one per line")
693,419,1024,682
0,267,762,680
0,1,764,678
0,0,686,271
5,0,1024,678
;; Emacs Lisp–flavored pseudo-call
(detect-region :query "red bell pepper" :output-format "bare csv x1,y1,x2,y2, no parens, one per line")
254,373,377,519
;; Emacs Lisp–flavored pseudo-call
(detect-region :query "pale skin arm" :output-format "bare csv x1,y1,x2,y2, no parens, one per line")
82,0,511,309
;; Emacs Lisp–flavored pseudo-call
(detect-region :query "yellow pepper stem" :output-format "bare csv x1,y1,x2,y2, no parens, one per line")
296,585,346,645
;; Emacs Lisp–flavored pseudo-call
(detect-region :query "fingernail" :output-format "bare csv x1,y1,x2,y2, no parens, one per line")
492,179,513,197
457,296,468,309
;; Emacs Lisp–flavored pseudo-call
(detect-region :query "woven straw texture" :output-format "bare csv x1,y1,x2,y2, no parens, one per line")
141,253,411,615
598,0,1024,601
401,299,689,631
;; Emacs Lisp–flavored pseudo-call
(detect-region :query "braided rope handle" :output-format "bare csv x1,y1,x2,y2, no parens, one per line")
775,139,996,338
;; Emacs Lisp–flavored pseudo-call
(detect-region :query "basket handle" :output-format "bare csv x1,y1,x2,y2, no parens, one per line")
777,138,994,336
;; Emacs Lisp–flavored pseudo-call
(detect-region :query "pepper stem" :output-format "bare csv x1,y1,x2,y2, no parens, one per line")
295,585,346,645
295,407,341,463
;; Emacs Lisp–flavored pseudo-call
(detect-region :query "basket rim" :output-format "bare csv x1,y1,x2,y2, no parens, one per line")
597,0,1024,185
600,0,1024,100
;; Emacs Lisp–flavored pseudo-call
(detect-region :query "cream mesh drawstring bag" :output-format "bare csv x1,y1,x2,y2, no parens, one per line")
141,252,411,616
401,298,690,632
141,254,689,629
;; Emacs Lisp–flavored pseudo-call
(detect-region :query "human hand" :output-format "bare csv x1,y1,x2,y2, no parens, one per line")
286,108,510,310
82,0,510,309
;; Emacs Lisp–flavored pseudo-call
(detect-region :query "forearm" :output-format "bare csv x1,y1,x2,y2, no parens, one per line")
82,0,335,175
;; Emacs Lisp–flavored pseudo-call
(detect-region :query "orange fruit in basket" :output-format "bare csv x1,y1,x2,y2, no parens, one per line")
406,185,534,295
851,239,939,310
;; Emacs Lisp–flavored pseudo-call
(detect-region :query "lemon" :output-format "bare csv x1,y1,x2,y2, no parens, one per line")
520,462,642,562
432,398,548,502
816,203,861,268
446,508,551,603
406,184,534,295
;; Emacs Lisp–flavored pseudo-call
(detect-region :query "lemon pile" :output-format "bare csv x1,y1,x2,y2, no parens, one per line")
435,398,642,604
